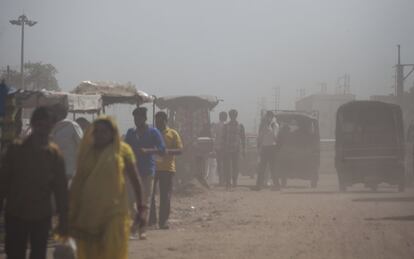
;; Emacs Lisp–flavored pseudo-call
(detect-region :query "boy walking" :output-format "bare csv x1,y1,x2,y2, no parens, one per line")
151,111,183,229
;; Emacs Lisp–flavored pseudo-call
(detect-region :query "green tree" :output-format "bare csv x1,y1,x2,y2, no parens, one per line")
0,62,60,91
0,68,20,89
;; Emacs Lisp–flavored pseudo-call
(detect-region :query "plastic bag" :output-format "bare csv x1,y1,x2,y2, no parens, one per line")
53,238,77,259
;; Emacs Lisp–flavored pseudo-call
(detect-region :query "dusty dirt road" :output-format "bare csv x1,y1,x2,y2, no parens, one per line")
130,174,414,259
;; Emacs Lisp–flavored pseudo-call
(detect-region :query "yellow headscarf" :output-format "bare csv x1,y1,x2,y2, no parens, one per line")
69,116,129,239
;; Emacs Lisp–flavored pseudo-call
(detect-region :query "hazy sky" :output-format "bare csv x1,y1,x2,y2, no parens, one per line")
1,0,414,131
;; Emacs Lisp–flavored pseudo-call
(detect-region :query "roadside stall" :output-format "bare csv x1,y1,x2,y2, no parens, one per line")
14,89,102,136
71,80,155,135
16,90,102,113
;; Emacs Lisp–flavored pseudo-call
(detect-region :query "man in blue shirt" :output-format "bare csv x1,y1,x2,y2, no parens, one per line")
125,107,165,239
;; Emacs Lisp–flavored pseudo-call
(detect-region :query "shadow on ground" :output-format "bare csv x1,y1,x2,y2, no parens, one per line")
281,189,402,195
281,191,339,195
365,215,414,221
353,197,414,202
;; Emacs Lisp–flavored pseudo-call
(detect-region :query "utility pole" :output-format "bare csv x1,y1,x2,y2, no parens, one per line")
319,82,327,94
337,73,351,95
273,86,280,111
296,88,306,100
10,14,37,90
344,73,351,94
254,97,267,133
395,45,414,108
7,66,11,83
299,88,306,99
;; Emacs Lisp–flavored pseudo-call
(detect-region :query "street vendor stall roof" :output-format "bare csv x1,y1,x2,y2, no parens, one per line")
71,81,154,106
155,95,220,110
15,89,102,113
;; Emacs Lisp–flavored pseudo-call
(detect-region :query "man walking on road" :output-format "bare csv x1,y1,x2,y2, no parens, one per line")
50,103,83,182
125,107,166,239
212,111,228,186
0,106,69,259
150,111,183,229
253,111,280,191
222,109,245,190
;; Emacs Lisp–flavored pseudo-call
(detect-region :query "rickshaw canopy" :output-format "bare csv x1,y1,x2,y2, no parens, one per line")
155,95,220,111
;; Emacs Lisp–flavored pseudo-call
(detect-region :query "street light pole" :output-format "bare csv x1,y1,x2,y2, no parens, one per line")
21,20,24,89
10,14,37,90
395,45,414,109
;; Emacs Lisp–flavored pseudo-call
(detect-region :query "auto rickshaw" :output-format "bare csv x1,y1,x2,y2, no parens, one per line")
154,95,220,186
275,111,320,188
335,101,405,192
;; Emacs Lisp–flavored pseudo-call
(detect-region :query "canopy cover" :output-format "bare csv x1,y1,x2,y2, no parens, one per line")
15,90,102,113
155,95,220,111
71,81,154,106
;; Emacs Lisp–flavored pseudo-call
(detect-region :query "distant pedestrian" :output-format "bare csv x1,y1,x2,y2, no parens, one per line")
51,103,83,181
212,111,228,186
124,107,165,239
222,109,245,190
69,116,145,259
0,106,69,259
253,111,280,191
151,111,183,229
194,123,213,188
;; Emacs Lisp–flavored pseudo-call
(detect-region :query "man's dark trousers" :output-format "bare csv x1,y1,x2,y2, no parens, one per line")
256,145,279,188
150,171,173,227
216,149,225,185
224,151,240,187
5,214,51,259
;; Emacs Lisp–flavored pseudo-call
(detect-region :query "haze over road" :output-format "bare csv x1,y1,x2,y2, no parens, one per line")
130,174,414,259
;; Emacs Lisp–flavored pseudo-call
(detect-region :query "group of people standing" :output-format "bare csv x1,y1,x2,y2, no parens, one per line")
213,109,287,191
0,105,182,259
212,109,246,190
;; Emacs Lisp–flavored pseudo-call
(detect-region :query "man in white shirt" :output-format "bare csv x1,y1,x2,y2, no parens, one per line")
50,104,83,181
212,111,227,186
253,111,280,191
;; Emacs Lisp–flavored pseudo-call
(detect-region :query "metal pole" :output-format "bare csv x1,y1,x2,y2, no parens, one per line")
10,14,37,90
7,65,10,83
152,97,156,127
396,45,404,107
21,21,25,89
398,44,401,65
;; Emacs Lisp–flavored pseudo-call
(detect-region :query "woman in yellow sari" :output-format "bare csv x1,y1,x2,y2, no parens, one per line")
69,117,145,259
